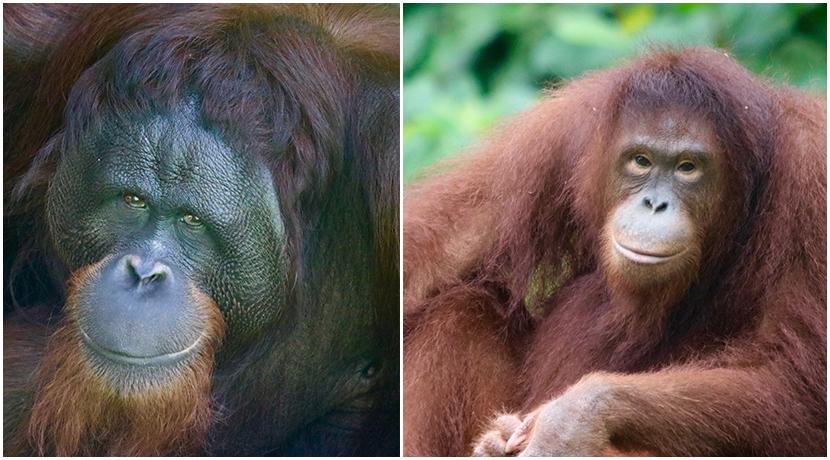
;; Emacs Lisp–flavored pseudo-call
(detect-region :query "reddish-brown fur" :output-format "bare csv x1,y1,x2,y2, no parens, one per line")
7,260,225,456
403,48,826,456
5,4,399,456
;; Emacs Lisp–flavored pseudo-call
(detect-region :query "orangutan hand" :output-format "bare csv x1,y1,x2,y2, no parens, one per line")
472,376,654,456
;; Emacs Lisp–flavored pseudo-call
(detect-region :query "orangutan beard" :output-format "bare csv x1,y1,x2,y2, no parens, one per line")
24,261,226,456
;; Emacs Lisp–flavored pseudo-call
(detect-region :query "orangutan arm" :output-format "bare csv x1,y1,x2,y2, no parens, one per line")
403,157,500,312
475,359,823,457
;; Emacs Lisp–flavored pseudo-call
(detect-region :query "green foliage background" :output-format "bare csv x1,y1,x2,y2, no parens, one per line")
403,3,827,182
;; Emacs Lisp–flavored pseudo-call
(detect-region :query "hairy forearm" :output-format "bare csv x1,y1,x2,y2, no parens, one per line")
599,366,822,455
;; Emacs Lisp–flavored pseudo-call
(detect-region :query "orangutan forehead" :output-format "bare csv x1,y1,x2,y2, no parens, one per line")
613,107,719,154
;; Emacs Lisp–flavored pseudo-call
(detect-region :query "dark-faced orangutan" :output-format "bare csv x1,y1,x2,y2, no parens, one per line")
403,48,825,456
4,4,399,456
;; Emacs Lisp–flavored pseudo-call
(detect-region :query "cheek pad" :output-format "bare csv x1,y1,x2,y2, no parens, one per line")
203,225,287,340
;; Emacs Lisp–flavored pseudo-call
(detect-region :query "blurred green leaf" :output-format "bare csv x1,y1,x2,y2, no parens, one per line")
550,12,629,50
620,4,655,35
403,3,827,182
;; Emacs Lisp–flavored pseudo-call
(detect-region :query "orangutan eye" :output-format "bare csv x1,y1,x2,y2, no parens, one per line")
181,214,202,227
633,155,652,168
123,193,146,209
677,162,696,173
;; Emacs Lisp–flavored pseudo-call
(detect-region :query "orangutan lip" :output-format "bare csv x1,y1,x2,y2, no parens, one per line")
613,238,682,265
79,329,202,366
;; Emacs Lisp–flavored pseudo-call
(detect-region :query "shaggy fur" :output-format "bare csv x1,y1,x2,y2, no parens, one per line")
22,260,226,456
403,48,826,456
5,4,399,456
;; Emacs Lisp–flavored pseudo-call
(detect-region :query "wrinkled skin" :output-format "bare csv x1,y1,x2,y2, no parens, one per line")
472,108,727,456
7,102,391,455
473,376,657,456
4,4,400,456
601,107,724,295
404,48,825,458
45,106,287,392
49,107,287,336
